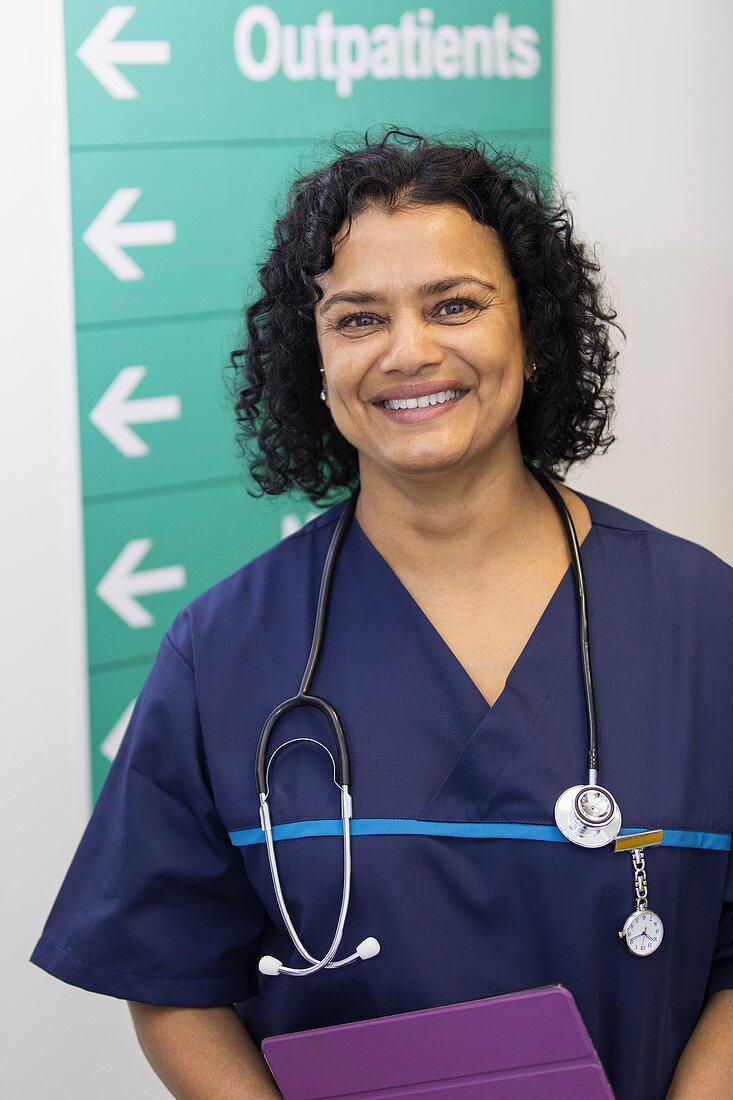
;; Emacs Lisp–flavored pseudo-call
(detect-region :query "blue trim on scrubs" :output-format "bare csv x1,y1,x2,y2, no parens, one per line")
228,818,732,851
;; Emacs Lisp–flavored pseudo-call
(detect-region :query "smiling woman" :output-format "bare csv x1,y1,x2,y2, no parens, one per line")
31,131,733,1100
232,130,618,503
314,204,532,484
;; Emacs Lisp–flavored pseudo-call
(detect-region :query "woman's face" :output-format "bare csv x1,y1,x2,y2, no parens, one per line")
314,202,531,485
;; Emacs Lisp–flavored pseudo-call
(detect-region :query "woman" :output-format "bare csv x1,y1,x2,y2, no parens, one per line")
32,132,732,1098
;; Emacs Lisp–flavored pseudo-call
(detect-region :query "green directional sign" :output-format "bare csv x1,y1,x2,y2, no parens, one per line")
89,662,153,799
71,143,308,323
62,0,553,801
85,481,320,667
86,485,320,801
66,2,551,146
79,314,242,496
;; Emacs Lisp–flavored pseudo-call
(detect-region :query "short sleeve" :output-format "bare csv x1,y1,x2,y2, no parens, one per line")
30,630,264,1006
707,850,733,999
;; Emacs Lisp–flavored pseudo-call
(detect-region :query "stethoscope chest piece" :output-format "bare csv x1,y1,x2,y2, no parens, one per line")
555,784,622,848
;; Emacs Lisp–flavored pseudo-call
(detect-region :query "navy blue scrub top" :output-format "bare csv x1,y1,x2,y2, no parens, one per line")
32,493,733,1100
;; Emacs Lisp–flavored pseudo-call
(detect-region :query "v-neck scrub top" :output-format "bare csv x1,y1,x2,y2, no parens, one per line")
32,493,733,1100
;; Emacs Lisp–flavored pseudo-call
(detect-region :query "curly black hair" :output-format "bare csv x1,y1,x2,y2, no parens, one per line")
228,129,622,503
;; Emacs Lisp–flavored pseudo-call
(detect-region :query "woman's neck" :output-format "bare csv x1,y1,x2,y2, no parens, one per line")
354,444,556,582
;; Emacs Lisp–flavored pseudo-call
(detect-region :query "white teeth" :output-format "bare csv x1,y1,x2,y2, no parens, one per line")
382,389,461,411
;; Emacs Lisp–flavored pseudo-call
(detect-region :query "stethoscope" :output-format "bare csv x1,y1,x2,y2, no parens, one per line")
256,466,622,978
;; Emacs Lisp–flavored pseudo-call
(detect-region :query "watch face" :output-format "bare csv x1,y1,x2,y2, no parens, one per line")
621,910,664,955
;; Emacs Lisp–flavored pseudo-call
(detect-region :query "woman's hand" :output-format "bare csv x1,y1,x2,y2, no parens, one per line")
128,1002,282,1099
666,989,733,1098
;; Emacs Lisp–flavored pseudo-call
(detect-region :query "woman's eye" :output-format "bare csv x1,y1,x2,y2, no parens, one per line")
338,313,379,329
435,299,478,319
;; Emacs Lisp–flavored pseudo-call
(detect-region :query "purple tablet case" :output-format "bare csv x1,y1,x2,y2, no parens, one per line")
262,986,614,1099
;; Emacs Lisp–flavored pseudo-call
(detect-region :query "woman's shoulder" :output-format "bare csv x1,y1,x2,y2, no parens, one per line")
577,488,733,599
165,499,349,659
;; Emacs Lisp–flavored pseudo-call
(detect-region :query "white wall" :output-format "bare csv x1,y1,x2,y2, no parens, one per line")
2,2,731,1096
1,2,168,1095
554,2,733,552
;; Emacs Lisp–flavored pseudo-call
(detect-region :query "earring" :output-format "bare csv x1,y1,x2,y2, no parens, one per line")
321,389,327,402
320,365,327,403
526,361,537,384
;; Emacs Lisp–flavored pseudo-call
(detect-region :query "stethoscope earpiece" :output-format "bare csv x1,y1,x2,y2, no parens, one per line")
356,937,381,960
555,784,622,848
258,937,380,978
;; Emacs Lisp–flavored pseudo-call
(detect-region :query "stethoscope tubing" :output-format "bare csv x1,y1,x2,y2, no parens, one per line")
528,467,600,780
254,491,358,797
298,488,358,697
259,788,356,975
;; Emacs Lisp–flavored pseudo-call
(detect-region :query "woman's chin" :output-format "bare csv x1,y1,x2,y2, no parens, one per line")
366,445,480,482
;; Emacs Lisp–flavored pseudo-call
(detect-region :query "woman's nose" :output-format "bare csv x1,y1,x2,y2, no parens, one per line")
379,312,444,374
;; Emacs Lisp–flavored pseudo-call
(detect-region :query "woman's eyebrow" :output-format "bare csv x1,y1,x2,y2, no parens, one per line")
319,289,383,314
420,276,498,296
319,276,497,315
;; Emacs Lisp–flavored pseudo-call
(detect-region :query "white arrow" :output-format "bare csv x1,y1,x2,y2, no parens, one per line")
76,6,170,99
96,538,186,628
280,512,321,539
82,188,176,281
100,698,136,761
89,366,181,457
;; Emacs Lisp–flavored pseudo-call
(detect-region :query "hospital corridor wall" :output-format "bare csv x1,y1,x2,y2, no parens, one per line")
3,1,732,1097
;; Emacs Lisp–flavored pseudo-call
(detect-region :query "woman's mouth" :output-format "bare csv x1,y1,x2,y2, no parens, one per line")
375,388,468,423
